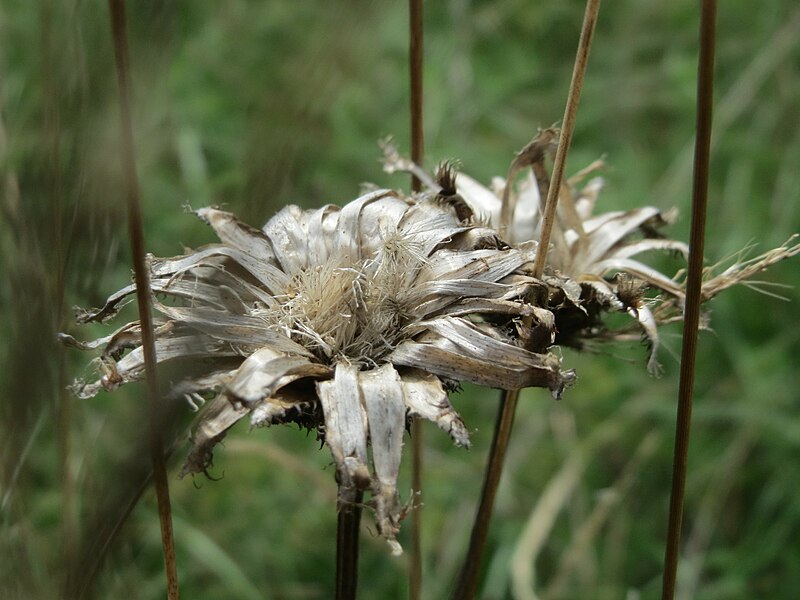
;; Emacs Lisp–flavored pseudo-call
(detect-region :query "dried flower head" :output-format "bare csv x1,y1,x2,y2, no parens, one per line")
64,187,575,553
384,135,799,374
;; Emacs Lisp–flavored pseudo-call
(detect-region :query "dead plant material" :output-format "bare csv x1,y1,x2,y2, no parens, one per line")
65,142,797,559
66,189,573,554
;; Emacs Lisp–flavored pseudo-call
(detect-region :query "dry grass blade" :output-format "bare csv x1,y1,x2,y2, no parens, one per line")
454,2,601,597
409,1,425,597
107,1,180,598
661,2,717,599
542,431,662,600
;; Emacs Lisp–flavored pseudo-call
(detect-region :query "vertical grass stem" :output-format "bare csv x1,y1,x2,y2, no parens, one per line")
661,2,717,598
531,0,601,279
452,389,519,599
454,2,601,597
107,2,180,598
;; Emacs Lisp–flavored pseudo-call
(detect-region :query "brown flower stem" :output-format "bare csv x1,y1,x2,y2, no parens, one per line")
409,0,425,598
452,389,519,600
336,487,364,600
409,0,424,186
454,2,601,597
661,2,717,599
108,1,180,598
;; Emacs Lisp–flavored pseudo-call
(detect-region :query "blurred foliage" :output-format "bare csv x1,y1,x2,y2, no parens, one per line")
1,1,799,599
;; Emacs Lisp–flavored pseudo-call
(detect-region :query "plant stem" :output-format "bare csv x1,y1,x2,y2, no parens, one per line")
108,2,180,598
409,0,424,598
452,389,519,599
336,487,364,600
661,2,717,599
531,0,601,279
454,2,601,597
409,0,424,185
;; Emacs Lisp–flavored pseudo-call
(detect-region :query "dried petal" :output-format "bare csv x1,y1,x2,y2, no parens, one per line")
359,364,406,552
317,363,370,493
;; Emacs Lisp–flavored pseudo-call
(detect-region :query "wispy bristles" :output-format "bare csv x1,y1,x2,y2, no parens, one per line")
258,231,428,365
701,235,800,298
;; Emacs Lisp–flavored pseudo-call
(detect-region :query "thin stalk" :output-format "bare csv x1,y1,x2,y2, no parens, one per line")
661,2,717,599
336,488,364,600
454,2,601,597
108,2,180,598
531,0,601,279
409,0,424,598
452,389,519,599
40,0,77,588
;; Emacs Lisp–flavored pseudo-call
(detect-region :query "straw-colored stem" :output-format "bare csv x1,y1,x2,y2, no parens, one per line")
532,0,601,279
454,3,601,597
661,2,717,598
108,2,180,598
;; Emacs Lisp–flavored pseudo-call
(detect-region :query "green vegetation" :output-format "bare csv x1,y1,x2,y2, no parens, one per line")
2,1,799,598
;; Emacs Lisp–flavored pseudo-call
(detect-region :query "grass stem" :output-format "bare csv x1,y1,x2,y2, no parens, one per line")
409,0,425,598
661,2,717,598
454,2,601,596
108,1,180,598
531,0,601,279
452,389,519,599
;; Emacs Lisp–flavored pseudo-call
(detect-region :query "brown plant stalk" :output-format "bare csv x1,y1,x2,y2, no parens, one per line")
336,488,364,600
409,0,425,598
108,1,180,598
453,1,602,597
661,1,717,598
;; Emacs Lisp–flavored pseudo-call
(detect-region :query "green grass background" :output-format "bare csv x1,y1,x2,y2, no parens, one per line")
1,1,799,598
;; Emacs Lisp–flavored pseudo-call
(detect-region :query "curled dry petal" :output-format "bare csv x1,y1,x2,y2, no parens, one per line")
400,368,470,448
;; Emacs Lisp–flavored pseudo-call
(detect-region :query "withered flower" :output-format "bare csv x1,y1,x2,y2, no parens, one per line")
63,187,574,553
385,135,799,373
452,156,688,373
